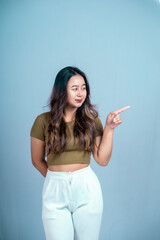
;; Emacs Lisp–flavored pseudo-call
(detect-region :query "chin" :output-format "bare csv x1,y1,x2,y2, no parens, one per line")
76,102,83,106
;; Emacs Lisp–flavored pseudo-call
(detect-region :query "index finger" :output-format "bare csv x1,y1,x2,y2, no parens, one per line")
113,105,131,114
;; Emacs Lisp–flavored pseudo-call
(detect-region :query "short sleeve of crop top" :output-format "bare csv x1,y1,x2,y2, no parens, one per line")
95,116,103,137
30,113,103,141
30,115,45,142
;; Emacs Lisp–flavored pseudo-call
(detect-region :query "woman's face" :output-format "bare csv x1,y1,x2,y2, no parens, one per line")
66,74,87,108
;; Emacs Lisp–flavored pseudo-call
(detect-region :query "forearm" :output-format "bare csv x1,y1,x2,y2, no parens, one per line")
32,159,48,177
97,125,114,166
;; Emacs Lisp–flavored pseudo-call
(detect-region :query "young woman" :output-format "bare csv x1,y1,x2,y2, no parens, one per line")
30,66,130,240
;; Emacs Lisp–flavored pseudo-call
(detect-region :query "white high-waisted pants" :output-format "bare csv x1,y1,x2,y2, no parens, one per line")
42,165,103,240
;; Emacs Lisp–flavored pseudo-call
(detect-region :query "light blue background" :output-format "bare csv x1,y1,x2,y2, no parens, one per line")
1,0,160,239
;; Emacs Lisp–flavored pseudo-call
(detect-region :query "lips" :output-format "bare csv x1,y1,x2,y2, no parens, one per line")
75,99,83,102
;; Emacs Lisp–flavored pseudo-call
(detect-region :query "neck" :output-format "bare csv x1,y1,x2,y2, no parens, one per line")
63,107,77,121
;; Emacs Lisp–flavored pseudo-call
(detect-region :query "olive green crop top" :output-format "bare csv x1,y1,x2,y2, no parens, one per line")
30,112,103,166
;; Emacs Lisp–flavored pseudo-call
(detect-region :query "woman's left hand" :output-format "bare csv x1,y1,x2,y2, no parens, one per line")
105,105,131,129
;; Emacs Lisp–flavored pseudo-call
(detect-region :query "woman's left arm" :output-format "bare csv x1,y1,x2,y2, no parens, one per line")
93,105,131,166
95,125,114,166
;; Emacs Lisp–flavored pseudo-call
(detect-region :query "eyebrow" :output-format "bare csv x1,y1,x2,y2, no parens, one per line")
71,84,86,88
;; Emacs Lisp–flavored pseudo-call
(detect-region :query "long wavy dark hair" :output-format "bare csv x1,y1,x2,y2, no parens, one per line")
46,66,99,155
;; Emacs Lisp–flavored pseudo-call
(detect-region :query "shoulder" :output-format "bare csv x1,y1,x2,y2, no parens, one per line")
36,111,51,119
31,111,51,130
93,116,103,137
94,116,103,125
35,111,51,124
30,111,51,141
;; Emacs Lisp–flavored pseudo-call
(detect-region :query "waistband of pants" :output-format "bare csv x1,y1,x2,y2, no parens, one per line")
46,165,92,179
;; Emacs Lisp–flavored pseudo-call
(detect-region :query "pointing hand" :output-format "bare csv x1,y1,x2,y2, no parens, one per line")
105,106,131,129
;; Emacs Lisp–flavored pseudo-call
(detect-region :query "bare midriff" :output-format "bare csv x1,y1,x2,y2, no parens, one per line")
48,163,89,172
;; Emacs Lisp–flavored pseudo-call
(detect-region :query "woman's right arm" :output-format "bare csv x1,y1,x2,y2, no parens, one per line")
30,137,48,177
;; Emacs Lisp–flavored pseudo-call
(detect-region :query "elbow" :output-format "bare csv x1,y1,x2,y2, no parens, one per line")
31,157,40,168
99,162,109,167
98,157,111,167
31,157,45,167
31,158,37,167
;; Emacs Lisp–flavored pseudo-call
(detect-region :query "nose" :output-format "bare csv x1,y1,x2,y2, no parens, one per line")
77,90,83,96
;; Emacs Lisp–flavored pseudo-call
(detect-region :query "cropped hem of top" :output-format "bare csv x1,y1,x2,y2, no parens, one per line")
30,112,104,166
